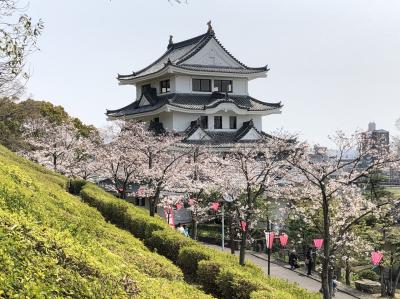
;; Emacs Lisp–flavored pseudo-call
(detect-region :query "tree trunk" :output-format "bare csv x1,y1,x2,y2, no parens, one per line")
381,265,387,297
239,230,247,265
53,154,57,171
149,199,156,217
345,258,351,286
321,192,332,299
192,219,198,240
149,187,161,217
389,267,400,298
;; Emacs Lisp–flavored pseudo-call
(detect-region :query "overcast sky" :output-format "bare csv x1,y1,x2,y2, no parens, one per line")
25,0,400,145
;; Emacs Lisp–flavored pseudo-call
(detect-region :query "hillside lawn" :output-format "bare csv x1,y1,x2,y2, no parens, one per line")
0,145,320,298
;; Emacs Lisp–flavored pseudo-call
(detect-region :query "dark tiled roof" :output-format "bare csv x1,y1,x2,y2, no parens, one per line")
106,91,282,117
118,30,267,80
182,119,272,146
176,64,268,74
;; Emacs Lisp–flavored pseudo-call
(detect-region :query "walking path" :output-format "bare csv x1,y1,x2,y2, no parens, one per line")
203,243,375,299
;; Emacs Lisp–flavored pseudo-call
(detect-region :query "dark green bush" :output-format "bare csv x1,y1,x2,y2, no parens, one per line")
177,245,214,279
125,210,166,240
197,260,226,295
216,267,268,299
146,229,196,262
250,289,295,299
67,179,87,195
358,269,379,281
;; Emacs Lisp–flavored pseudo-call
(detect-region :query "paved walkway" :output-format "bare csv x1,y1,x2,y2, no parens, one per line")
203,243,374,299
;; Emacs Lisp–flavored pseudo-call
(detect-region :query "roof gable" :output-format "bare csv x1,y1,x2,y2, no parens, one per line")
182,38,244,68
138,95,151,107
185,127,211,141
238,127,262,141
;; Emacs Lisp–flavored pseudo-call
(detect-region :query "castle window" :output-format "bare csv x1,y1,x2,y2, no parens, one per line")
214,80,232,93
193,79,211,92
160,79,170,93
200,116,208,129
229,116,237,129
214,116,222,129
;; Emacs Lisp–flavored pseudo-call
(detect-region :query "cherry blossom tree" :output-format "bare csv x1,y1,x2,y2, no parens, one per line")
21,118,79,173
175,145,225,239
121,121,190,216
286,131,399,299
221,133,295,265
98,121,145,199
66,132,103,181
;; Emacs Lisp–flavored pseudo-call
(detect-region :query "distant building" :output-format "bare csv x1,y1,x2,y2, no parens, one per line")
361,122,390,151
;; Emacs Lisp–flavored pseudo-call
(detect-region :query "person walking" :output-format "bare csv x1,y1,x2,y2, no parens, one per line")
305,247,313,276
183,224,190,237
176,223,185,235
289,250,299,270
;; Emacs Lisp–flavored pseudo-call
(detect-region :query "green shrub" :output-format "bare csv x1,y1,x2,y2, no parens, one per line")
146,229,196,262
67,179,87,195
216,267,268,299
250,289,295,299
197,260,226,295
358,269,379,281
177,245,214,279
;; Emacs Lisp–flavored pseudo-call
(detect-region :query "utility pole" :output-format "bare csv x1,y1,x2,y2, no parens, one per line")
221,203,225,251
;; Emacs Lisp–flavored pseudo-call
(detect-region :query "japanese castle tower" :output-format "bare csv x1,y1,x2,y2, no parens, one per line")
106,22,282,147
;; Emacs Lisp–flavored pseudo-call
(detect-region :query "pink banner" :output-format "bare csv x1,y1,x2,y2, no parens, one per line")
211,202,220,211
279,234,288,247
164,207,175,227
313,238,324,250
265,232,275,249
371,251,383,265
240,221,247,232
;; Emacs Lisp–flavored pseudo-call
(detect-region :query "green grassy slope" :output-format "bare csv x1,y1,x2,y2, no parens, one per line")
0,145,211,298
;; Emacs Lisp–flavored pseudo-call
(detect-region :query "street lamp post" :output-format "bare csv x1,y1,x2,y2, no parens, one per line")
222,193,234,252
265,220,275,276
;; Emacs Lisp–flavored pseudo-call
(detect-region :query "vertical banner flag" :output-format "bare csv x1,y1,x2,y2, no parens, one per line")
240,220,247,232
371,251,383,265
211,202,220,211
313,238,324,250
265,231,275,249
164,207,175,227
279,234,289,247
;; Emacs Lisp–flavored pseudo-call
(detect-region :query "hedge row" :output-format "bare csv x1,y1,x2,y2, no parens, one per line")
0,145,211,298
80,182,321,299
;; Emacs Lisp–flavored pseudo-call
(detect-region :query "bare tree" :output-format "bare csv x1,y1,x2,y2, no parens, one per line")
0,0,43,97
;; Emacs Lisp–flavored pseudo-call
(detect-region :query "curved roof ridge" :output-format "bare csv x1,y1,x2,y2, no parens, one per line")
168,32,208,50
248,96,282,108
118,32,208,79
